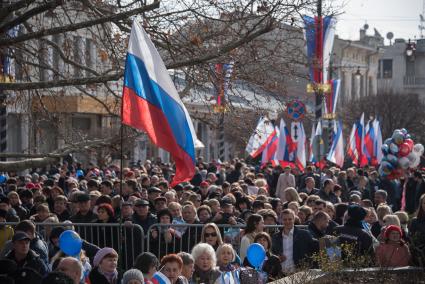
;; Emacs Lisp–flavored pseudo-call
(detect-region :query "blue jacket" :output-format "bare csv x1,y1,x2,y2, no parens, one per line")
271,227,319,266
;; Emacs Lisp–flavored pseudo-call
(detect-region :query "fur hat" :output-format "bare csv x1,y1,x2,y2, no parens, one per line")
93,247,118,267
122,269,144,284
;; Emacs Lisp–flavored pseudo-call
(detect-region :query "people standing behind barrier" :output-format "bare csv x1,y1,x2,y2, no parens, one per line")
88,247,119,284
240,214,264,262
131,199,157,235
7,190,29,220
191,243,221,284
92,203,119,249
69,193,97,223
181,204,201,252
150,209,180,257
200,223,223,251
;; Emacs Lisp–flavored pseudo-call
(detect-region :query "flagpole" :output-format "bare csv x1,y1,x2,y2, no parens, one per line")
118,122,124,272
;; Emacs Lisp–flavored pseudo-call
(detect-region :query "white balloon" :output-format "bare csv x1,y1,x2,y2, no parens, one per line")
412,156,421,168
399,157,410,169
414,143,424,156
407,152,417,163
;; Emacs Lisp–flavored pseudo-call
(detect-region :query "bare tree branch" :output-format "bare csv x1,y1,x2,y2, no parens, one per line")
0,0,160,47
0,0,65,33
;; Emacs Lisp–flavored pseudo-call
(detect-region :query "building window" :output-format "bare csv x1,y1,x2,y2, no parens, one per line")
379,59,393,78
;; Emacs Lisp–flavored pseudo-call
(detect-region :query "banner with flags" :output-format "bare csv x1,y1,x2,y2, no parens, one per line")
309,123,316,163
327,120,344,167
121,21,197,187
347,121,359,165
275,119,296,165
261,126,279,165
303,15,336,84
294,122,307,170
246,116,275,158
324,79,341,118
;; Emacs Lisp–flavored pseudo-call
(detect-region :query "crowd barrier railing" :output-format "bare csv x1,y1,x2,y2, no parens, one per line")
3,222,144,270
146,223,308,260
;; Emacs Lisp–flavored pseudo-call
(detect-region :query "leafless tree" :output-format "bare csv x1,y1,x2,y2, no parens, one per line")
0,0,329,170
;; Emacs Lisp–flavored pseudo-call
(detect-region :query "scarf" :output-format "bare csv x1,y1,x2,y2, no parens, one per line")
98,267,118,284
219,264,235,272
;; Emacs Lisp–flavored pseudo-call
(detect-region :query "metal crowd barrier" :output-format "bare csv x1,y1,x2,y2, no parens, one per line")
146,223,308,260
3,222,144,270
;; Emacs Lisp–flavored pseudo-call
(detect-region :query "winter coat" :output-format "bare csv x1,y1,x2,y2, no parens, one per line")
375,242,410,267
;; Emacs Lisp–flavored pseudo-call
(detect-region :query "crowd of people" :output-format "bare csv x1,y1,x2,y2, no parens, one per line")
0,157,424,284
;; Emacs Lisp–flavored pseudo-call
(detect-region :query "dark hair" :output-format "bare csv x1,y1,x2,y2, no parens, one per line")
16,220,36,234
160,254,183,269
134,252,159,273
125,179,138,191
253,232,272,252
245,214,263,234
95,195,112,205
41,271,74,284
323,179,333,188
314,199,326,207
87,179,99,188
335,203,348,223
101,180,113,188
197,205,212,216
157,209,173,223
414,171,423,179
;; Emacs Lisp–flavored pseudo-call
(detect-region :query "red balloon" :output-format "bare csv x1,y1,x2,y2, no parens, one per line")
405,139,414,151
399,143,410,157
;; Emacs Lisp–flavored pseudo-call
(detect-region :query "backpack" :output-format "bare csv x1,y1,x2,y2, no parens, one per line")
238,267,267,284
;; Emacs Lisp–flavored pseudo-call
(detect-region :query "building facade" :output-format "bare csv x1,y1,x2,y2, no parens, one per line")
332,25,383,108
377,38,425,98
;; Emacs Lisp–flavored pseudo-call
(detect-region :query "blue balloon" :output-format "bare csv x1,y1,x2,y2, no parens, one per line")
386,155,398,167
0,175,6,184
76,170,84,178
246,243,266,268
389,143,399,154
392,131,404,145
381,161,394,174
59,230,82,256
400,128,408,135
405,134,411,139
381,144,389,155
384,138,393,146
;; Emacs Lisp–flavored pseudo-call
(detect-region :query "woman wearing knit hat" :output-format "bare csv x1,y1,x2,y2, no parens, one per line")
122,269,144,284
92,203,119,249
375,225,411,267
88,247,119,284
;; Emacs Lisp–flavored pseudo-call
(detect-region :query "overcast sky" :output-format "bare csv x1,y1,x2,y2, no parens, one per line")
332,0,423,44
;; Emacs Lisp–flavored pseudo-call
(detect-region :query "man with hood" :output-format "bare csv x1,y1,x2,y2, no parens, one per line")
333,204,373,256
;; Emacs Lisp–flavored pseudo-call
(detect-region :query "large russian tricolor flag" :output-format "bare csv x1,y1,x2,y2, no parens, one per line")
121,21,197,186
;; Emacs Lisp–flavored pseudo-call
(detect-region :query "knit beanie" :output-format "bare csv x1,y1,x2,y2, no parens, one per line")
98,203,114,217
122,269,144,284
93,247,117,267
347,204,367,222
384,225,403,239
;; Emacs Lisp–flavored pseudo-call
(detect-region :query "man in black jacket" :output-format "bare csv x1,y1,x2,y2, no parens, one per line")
271,209,318,272
333,204,373,256
308,211,330,239
6,232,49,276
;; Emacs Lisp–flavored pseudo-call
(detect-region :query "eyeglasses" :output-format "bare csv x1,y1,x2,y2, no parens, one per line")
204,232,217,238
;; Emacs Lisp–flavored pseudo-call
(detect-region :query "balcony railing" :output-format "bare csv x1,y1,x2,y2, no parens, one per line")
404,76,425,87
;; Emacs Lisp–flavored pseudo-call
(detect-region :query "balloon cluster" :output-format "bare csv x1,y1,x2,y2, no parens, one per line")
379,128,424,179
